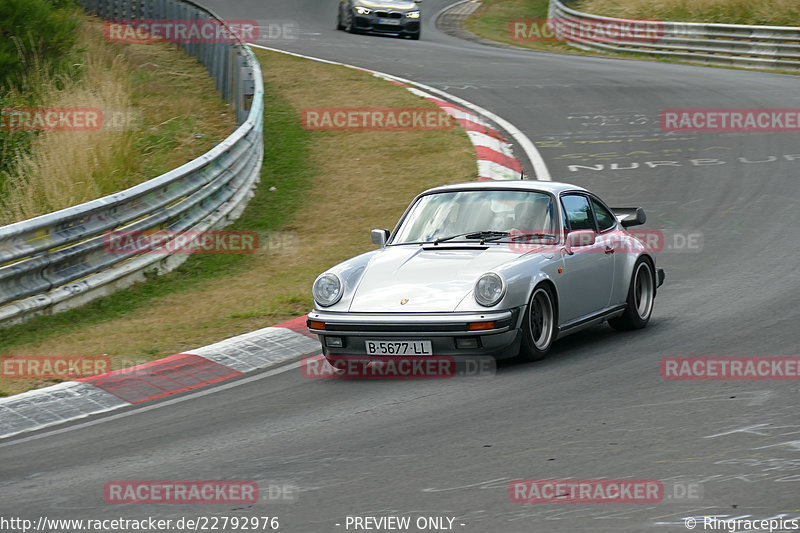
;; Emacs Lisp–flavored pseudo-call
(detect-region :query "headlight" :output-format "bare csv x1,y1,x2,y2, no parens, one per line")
313,273,343,307
406,11,420,18
355,6,371,15
474,273,505,307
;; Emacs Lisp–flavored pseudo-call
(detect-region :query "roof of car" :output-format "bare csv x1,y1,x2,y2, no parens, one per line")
423,180,590,196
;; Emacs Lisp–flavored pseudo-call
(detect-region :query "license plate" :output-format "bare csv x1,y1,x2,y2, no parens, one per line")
377,18,401,25
366,340,433,355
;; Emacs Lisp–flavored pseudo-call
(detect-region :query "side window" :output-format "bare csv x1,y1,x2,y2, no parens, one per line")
591,198,616,232
561,194,596,231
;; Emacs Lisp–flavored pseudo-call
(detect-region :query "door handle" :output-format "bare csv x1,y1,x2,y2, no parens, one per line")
604,246,615,254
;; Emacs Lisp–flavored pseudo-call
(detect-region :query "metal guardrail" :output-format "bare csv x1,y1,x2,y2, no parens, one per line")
549,0,800,71
0,0,264,327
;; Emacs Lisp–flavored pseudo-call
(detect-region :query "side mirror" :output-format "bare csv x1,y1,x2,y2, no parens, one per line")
371,229,390,247
612,207,646,228
564,230,596,254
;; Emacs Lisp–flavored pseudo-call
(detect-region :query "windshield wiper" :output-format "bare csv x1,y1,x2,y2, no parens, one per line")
433,230,509,245
509,232,557,241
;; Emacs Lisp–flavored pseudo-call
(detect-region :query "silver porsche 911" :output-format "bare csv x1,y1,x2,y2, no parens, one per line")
307,181,665,362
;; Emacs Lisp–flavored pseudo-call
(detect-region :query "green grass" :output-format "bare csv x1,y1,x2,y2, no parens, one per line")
0,17,234,225
0,84,314,352
0,0,80,91
464,0,800,74
464,0,576,53
575,0,800,26
0,48,477,396
0,0,82,182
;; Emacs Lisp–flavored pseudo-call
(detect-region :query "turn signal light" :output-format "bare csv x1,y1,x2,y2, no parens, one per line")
468,321,496,331
308,320,326,330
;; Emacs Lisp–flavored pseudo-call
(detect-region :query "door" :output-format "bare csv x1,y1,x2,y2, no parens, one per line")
557,193,615,324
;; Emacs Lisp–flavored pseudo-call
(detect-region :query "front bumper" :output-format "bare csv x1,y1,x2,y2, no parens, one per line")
307,309,522,359
352,12,420,34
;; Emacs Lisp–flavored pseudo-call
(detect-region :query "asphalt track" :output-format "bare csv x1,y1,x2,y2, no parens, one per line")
2,1,799,532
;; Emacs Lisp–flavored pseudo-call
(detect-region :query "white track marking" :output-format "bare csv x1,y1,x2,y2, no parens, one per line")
248,43,551,180
0,360,304,448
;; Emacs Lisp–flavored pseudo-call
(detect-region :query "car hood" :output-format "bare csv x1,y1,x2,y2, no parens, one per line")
348,245,524,313
358,0,417,9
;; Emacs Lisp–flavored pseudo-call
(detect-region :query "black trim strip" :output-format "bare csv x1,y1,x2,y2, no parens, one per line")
325,317,513,333
558,305,626,333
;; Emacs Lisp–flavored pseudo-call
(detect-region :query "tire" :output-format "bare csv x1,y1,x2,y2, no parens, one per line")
518,284,557,362
408,31,420,40
609,257,655,331
336,10,345,30
345,12,360,34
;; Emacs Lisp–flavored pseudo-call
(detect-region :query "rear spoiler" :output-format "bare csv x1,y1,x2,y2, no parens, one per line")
611,207,646,228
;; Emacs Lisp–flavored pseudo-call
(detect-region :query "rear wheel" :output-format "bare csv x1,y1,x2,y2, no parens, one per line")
609,257,655,331
518,285,556,362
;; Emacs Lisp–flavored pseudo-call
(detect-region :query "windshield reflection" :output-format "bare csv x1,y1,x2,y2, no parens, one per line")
391,190,558,244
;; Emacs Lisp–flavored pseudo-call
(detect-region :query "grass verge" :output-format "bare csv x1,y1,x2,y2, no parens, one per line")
464,0,800,74
0,47,476,396
463,0,576,53
0,15,234,224
575,0,800,26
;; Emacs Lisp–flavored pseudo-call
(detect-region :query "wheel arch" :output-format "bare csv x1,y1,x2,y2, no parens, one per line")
637,252,657,295
531,277,560,331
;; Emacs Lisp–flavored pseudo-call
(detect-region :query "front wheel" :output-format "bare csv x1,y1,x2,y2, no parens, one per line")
609,257,655,331
518,285,556,362
345,12,360,33
336,10,345,30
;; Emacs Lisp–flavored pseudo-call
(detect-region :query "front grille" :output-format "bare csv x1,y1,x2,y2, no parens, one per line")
375,11,403,18
329,323,468,333
324,317,514,333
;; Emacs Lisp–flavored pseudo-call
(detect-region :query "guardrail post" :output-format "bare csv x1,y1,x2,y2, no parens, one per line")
240,62,256,125
213,43,224,96
187,8,197,59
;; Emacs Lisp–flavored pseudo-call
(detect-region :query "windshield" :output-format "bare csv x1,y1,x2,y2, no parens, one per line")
391,190,558,244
